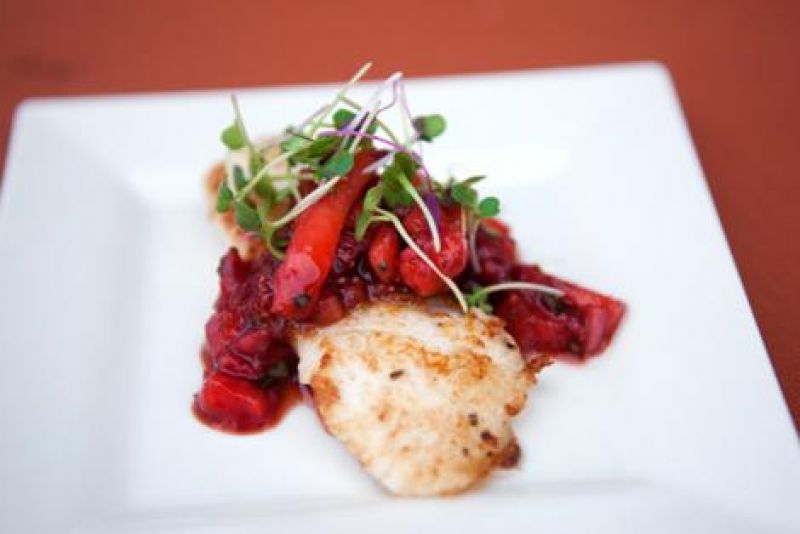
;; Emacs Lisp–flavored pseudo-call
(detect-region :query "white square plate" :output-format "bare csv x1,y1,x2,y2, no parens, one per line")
1,63,798,533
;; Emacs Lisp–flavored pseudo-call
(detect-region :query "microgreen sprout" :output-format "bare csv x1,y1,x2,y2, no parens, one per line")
445,175,500,272
318,129,416,156
348,98,382,154
215,63,510,316
374,207,468,313
347,72,403,154
234,148,298,200
466,283,565,313
468,218,482,272
355,184,383,240
233,199,261,232
221,96,254,153
229,96,253,149
320,151,355,179
388,155,441,251
216,180,233,213
333,109,356,129
307,61,373,137
352,151,441,252
413,114,446,142
268,176,343,229
221,124,245,150
340,96,400,143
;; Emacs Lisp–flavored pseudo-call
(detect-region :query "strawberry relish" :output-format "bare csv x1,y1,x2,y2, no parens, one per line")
195,187,624,433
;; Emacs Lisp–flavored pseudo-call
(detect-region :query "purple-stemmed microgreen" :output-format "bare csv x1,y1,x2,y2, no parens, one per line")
348,98,382,154
385,152,441,251
217,64,456,266
213,64,561,314
345,71,402,154
351,150,441,251
340,96,399,143
317,128,435,186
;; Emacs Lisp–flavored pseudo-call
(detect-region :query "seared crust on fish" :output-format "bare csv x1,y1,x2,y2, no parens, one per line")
295,300,546,496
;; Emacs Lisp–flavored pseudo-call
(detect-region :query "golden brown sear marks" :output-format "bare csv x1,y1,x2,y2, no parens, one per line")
295,301,544,496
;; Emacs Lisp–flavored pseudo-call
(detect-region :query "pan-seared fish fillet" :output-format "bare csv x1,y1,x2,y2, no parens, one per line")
294,300,545,496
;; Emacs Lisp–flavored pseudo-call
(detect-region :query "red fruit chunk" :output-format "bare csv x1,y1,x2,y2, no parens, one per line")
312,293,345,326
219,327,273,379
264,342,296,364
204,308,272,380
231,328,272,357
248,256,277,317
398,248,443,296
200,345,213,374
339,278,368,309
213,351,260,379
496,292,580,354
368,224,400,283
271,150,381,319
332,230,364,274
475,218,517,284
495,265,625,358
204,309,242,359
193,372,278,433
399,204,468,297
218,247,248,298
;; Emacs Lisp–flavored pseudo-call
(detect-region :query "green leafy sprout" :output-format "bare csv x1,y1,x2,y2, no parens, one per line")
466,282,565,313
443,175,501,272
213,62,560,312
